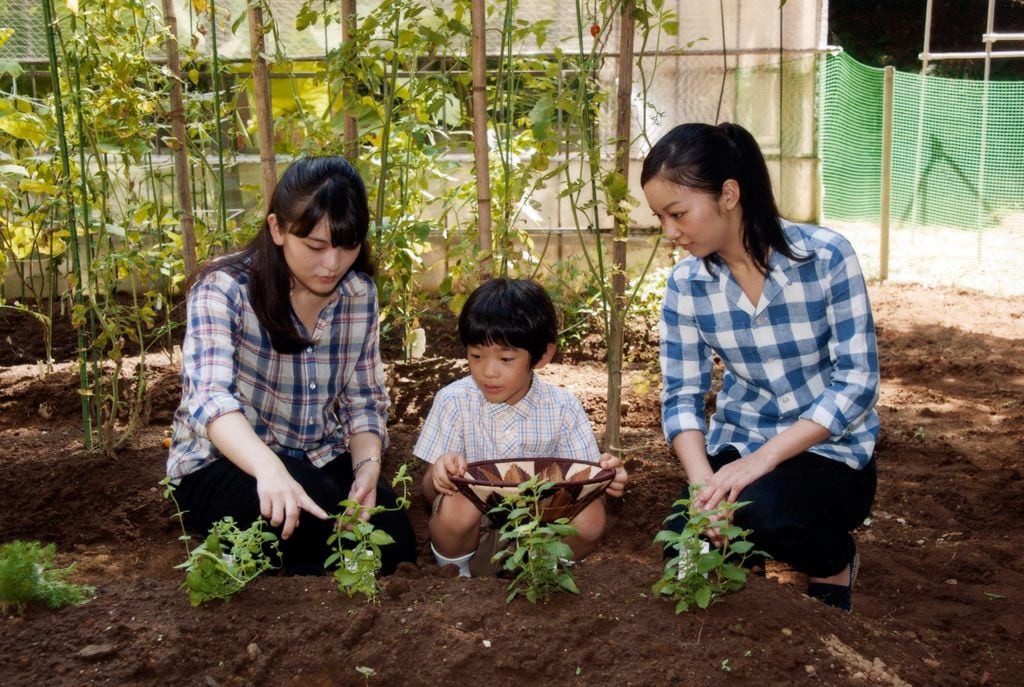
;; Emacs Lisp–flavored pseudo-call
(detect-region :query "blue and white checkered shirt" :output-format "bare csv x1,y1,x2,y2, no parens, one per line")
660,222,879,469
167,265,389,481
413,375,600,464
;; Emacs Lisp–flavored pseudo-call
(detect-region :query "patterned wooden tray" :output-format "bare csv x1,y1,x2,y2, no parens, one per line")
450,457,614,523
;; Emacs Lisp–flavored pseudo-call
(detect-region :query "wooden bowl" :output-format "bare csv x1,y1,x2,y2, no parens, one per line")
450,457,614,523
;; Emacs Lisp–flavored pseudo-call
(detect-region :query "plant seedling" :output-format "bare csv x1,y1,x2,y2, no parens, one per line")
652,483,765,613
161,477,280,606
489,474,580,604
176,517,280,606
326,464,413,602
0,540,95,615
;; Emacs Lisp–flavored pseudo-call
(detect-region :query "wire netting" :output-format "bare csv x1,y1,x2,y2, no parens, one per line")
820,50,1024,295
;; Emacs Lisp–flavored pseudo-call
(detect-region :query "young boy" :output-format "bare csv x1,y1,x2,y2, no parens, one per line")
414,277,628,576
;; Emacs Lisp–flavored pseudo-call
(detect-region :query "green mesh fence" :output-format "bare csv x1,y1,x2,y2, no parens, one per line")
821,50,1024,233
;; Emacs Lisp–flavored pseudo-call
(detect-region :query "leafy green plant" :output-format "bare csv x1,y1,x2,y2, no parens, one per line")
490,475,579,604
176,516,280,607
652,484,764,613
0,540,95,615
326,464,413,602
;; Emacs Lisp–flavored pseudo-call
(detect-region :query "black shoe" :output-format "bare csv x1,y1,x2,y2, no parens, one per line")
807,550,858,612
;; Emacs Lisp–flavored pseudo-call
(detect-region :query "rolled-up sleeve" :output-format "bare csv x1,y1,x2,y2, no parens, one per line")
337,282,389,449
660,271,712,443
182,273,246,437
801,241,880,437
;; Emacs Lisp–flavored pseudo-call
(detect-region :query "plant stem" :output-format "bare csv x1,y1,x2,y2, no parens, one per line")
42,0,92,448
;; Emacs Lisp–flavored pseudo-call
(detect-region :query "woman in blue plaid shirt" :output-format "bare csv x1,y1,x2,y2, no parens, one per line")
642,123,879,611
167,156,415,575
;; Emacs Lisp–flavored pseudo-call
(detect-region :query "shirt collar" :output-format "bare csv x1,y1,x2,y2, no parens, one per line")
770,221,812,273
679,220,811,283
336,269,369,298
482,373,541,416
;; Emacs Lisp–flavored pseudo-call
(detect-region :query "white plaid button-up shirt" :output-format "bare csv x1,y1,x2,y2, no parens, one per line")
413,375,599,464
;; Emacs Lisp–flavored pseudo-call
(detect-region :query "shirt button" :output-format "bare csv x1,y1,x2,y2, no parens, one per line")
309,382,317,390
306,346,313,353
308,419,315,425
782,395,791,403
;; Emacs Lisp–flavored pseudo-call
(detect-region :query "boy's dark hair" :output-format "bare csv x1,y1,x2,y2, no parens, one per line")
458,278,558,366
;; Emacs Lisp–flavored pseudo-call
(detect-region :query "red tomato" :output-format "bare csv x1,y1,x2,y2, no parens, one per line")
590,23,600,38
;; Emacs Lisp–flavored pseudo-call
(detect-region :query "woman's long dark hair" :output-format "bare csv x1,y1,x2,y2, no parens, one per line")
640,122,805,274
187,156,373,353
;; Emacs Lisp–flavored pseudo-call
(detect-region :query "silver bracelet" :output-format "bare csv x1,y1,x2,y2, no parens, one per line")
353,456,381,473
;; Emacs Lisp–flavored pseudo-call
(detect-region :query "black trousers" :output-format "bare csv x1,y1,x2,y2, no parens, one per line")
668,448,876,578
175,454,417,575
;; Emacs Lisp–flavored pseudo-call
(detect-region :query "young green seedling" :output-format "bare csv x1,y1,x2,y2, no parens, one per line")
652,483,765,612
162,476,280,606
0,540,95,615
326,463,413,602
490,474,580,604
177,516,280,606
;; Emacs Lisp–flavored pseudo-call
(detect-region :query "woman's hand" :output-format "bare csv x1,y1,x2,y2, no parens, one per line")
599,453,628,498
207,411,329,540
431,452,468,496
347,457,380,521
695,452,775,512
253,460,329,540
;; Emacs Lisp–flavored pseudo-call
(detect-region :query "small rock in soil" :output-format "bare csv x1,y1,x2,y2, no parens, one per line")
75,644,117,660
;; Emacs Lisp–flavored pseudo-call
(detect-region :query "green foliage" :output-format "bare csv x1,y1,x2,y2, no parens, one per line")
537,256,603,349
0,540,95,616
326,464,413,602
176,517,280,607
490,475,579,604
652,484,764,613
5,0,684,452
298,0,474,356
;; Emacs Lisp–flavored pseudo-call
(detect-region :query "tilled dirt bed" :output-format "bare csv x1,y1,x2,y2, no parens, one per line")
1,281,1022,686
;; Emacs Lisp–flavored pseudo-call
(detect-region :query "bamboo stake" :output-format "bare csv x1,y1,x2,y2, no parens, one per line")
207,0,229,237
605,0,635,458
247,1,277,206
162,0,197,274
42,0,93,448
470,0,493,278
880,65,894,280
341,0,358,161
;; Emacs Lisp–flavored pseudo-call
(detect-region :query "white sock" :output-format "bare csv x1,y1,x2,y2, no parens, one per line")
431,543,473,577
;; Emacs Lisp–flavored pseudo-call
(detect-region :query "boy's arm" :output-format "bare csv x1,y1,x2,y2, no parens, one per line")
422,453,470,501
414,382,468,499
558,390,602,461
560,389,628,496
599,453,628,498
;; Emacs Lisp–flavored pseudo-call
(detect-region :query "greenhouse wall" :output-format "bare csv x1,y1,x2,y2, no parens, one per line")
2,0,828,297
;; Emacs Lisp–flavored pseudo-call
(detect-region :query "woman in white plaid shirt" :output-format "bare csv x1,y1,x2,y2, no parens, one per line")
642,122,879,611
167,156,416,575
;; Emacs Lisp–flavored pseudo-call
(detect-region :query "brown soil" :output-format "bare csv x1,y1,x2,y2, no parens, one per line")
1,282,1022,687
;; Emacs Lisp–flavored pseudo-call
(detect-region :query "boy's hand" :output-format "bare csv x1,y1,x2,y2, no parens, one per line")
599,452,628,498
432,452,469,496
